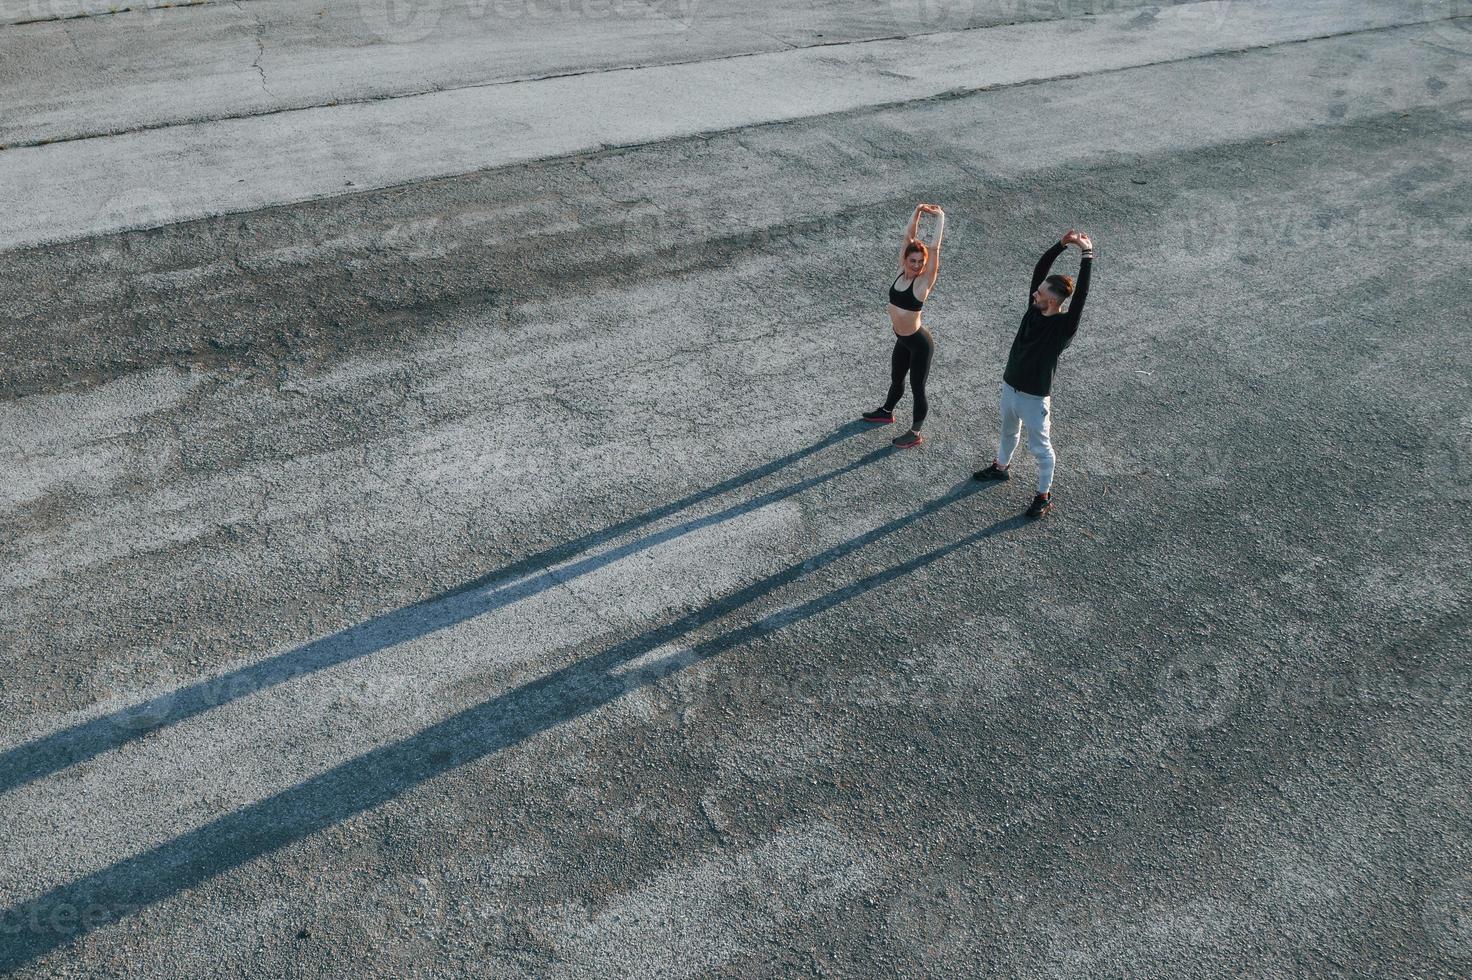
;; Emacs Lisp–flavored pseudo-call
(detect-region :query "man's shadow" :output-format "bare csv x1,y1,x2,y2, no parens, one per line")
0,475,1023,971
0,422,876,795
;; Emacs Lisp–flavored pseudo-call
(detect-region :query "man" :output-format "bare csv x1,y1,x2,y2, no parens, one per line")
973,229,1094,518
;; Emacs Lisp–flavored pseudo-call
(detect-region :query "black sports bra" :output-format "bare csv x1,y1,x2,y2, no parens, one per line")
888,273,924,312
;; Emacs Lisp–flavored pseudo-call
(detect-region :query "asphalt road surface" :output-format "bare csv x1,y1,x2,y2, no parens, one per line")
2,1,1470,976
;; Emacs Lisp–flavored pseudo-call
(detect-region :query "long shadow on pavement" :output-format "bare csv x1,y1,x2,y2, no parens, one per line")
0,423,874,797
0,480,1023,970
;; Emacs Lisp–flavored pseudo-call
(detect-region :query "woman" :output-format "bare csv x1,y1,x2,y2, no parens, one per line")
863,203,945,448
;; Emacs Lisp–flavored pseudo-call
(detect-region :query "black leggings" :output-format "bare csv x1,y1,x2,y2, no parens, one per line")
883,327,934,430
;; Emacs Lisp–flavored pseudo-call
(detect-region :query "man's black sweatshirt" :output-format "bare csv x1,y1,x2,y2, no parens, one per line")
1002,241,1092,397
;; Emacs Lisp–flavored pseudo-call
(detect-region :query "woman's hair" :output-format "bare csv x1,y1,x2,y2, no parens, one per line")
904,239,929,263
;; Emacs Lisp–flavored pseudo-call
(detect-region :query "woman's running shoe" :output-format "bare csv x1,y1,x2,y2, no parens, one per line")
862,408,896,424
892,430,925,449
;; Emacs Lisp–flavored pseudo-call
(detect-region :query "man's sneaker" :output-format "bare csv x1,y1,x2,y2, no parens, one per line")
1026,493,1052,519
862,407,896,424
972,462,1010,482
892,430,925,449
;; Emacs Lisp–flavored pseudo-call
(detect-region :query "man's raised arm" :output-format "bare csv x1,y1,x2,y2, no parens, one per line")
1065,232,1094,324
1031,237,1068,299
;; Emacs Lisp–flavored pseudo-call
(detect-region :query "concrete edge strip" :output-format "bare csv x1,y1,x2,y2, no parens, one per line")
0,3,1465,252
0,0,232,27
0,1,1244,149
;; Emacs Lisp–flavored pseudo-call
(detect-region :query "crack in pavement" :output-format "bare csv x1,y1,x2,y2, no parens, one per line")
232,0,274,98
8,10,1465,153
1,0,222,28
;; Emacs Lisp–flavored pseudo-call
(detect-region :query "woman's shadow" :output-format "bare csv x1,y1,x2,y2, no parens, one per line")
0,421,880,796
0,468,1023,971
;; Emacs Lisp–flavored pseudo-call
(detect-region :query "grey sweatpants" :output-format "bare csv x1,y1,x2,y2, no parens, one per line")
997,381,1056,494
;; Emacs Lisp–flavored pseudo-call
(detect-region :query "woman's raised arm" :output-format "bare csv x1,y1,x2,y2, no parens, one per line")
920,205,946,292
898,204,924,267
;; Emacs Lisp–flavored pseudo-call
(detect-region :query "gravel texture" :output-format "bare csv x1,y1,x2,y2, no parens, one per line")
1,4,1470,977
